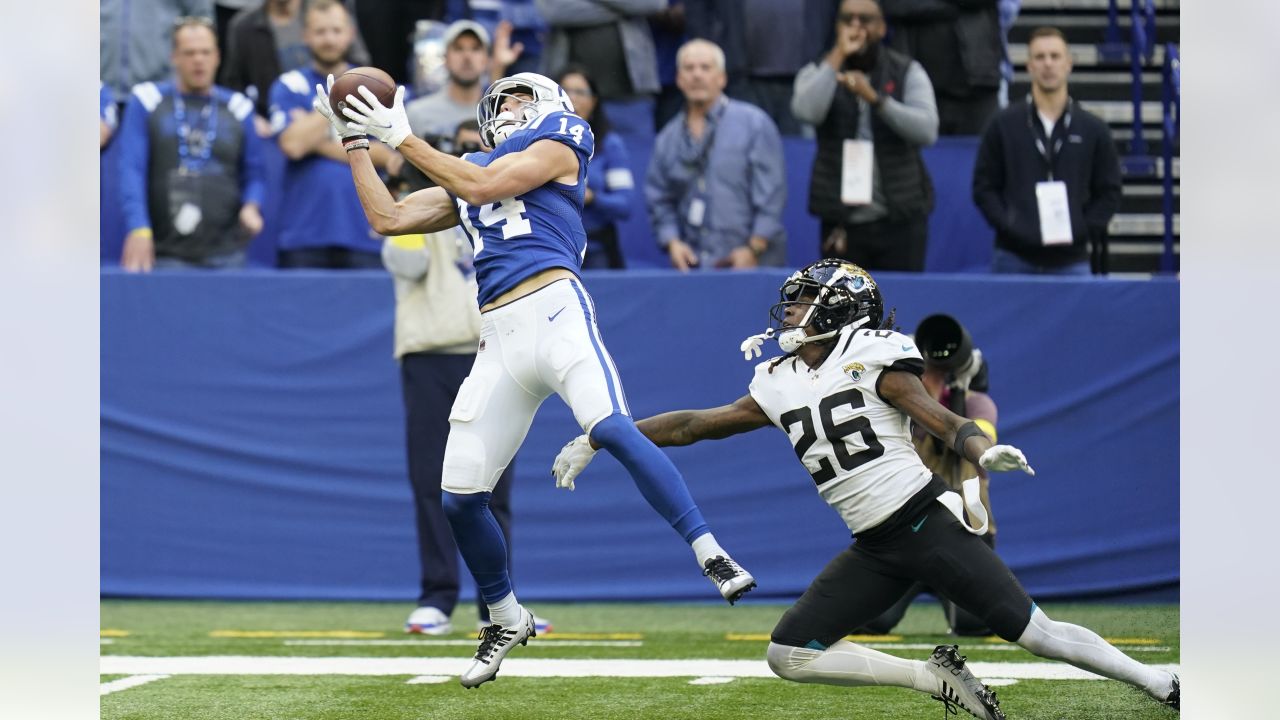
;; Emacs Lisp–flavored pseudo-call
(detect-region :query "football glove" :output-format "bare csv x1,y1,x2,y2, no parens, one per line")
341,84,412,148
551,435,596,491
312,75,364,140
978,444,1035,475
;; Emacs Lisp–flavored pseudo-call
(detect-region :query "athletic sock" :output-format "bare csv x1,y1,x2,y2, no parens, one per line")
691,533,729,567
486,592,522,628
589,413,710,543
1016,606,1173,698
767,640,938,693
441,490,513,604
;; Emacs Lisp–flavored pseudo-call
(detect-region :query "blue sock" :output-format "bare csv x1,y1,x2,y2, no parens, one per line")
441,490,512,604
590,413,710,544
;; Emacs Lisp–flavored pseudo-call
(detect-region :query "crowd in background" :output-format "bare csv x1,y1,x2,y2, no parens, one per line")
100,0,1121,275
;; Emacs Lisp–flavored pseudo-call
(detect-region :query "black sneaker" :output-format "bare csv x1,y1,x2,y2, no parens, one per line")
702,555,756,605
459,608,535,689
925,645,1006,720
1162,672,1179,711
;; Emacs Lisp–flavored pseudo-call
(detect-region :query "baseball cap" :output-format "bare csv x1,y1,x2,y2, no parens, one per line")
444,19,490,49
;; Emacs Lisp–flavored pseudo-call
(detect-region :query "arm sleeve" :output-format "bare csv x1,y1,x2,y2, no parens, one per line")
644,134,682,247
748,114,787,241
1083,122,1123,231
791,61,839,125
239,108,267,206
971,119,1009,232
117,94,153,233
875,61,939,146
590,135,635,222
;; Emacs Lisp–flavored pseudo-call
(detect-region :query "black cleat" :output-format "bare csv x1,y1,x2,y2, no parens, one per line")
1162,672,1179,711
925,645,1006,720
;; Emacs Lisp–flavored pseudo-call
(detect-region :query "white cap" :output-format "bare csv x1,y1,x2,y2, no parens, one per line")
443,19,490,49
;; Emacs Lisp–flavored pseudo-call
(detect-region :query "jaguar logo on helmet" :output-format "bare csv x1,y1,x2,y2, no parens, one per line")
768,259,886,344
477,72,576,148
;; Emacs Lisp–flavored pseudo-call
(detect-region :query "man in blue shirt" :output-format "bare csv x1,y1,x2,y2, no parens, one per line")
269,0,398,268
116,17,266,271
316,69,755,688
646,39,787,270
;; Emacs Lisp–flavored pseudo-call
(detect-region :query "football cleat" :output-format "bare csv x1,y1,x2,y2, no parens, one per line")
459,608,535,689
1162,672,1179,711
405,606,452,635
925,645,1006,720
702,555,757,605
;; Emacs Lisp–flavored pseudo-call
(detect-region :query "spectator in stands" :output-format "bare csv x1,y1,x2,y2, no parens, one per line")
646,39,786,270
117,17,265,271
220,0,371,123
972,27,1121,275
101,83,119,149
381,120,520,636
537,0,663,142
881,0,1003,135
468,0,547,77
791,0,938,272
270,0,398,269
406,20,492,141
557,66,634,269
101,0,214,102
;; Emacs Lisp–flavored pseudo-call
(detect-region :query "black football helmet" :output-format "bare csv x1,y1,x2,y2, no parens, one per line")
769,259,884,338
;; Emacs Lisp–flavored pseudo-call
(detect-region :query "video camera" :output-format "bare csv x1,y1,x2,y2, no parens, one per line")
913,314,988,394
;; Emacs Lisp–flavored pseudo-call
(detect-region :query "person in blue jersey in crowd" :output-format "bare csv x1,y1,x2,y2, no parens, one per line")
315,69,755,688
269,0,400,268
116,17,266,271
555,65,633,269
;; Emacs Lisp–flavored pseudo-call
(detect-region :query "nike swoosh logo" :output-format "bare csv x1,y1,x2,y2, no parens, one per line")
911,514,928,532
902,344,913,352
548,306,566,322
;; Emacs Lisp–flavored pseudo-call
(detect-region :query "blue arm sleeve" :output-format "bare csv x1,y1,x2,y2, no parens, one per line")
117,95,153,232
589,135,634,222
748,115,786,240
239,111,266,206
644,134,682,247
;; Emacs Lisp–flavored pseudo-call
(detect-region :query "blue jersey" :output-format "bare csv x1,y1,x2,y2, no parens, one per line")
454,110,594,307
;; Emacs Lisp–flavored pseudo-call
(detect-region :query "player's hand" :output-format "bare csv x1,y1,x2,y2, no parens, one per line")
979,444,1036,475
312,74,364,139
121,229,155,273
551,435,597,491
342,85,412,148
667,238,699,272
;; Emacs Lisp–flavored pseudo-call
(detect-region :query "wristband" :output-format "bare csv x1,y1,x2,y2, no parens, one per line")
952,420,988,456
343,136,370,152
129,227,153,238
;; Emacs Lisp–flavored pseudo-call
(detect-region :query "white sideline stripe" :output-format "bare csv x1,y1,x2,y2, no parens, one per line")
100,656,1179,681
983,678,1020,687
865,642,1170,653
689,676,736,685
100,674,170,696
285,639,642,648
406,675,452,684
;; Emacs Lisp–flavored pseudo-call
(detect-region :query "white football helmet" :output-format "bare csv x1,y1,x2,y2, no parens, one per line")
477,72,574,147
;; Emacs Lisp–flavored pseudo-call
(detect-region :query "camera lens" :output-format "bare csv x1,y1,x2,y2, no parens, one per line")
914,314,972,371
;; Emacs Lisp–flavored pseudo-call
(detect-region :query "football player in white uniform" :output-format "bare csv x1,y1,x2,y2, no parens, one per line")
552,259,1179,718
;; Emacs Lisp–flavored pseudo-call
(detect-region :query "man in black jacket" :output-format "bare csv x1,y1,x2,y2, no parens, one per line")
972,26,1121,275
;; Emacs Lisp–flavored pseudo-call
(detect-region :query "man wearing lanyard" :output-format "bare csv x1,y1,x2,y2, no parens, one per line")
117,16,266,271
646,39,787,271
972,26,1122,275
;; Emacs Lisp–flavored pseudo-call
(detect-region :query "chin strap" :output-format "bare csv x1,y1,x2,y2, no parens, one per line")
740,328,775,360
739,317,871,360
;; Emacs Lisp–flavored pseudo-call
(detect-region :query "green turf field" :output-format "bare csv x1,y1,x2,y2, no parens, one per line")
101,600,1179,719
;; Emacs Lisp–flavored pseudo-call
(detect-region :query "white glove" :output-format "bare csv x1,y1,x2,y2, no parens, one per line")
312,75,363,140
739,329,774,361
979,444,1035,475
551,435,597,491
341,84,412,148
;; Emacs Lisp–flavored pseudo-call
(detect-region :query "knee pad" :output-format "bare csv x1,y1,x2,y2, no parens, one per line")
766,641,820,683
441,430,487,494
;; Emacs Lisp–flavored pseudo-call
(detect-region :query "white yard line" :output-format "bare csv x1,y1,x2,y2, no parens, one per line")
100,656,1179,682
100,674,170,696
284,639,642,648
864,642,1170,653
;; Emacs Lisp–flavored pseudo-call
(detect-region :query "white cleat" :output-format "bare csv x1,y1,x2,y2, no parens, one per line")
459,607,536,689
405,606,452,635
925,644,1006,720
702,555,757,605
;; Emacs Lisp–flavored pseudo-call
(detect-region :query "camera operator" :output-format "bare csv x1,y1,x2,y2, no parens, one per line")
853,313,1001,637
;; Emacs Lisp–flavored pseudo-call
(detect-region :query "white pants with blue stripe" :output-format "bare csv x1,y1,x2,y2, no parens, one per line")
441,278,629,494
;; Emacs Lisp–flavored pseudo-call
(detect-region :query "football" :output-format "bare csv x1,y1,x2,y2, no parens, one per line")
329,66,396,120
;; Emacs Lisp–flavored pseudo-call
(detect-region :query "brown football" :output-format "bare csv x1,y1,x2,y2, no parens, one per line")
329,67,397,120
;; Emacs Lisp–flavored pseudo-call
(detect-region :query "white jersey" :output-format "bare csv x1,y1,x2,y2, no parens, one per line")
749,326,934,534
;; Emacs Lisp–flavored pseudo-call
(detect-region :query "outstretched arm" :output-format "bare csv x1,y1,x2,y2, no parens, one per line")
396,134,579,206
552,395,773,490
347,146,459,235
879,371,1034,474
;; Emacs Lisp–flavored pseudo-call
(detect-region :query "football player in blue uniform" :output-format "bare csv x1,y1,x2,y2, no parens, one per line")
314,71,755,688
553,260,1179,718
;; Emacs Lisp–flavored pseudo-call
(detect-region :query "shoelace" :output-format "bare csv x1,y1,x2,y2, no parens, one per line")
703,557,743,583
472,624,510,664
931,692,960,717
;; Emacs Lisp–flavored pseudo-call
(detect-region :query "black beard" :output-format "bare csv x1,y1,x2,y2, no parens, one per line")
843,42,881,72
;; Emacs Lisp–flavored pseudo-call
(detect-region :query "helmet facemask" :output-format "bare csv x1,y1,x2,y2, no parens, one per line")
766,260,883,353
477,73,575,148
